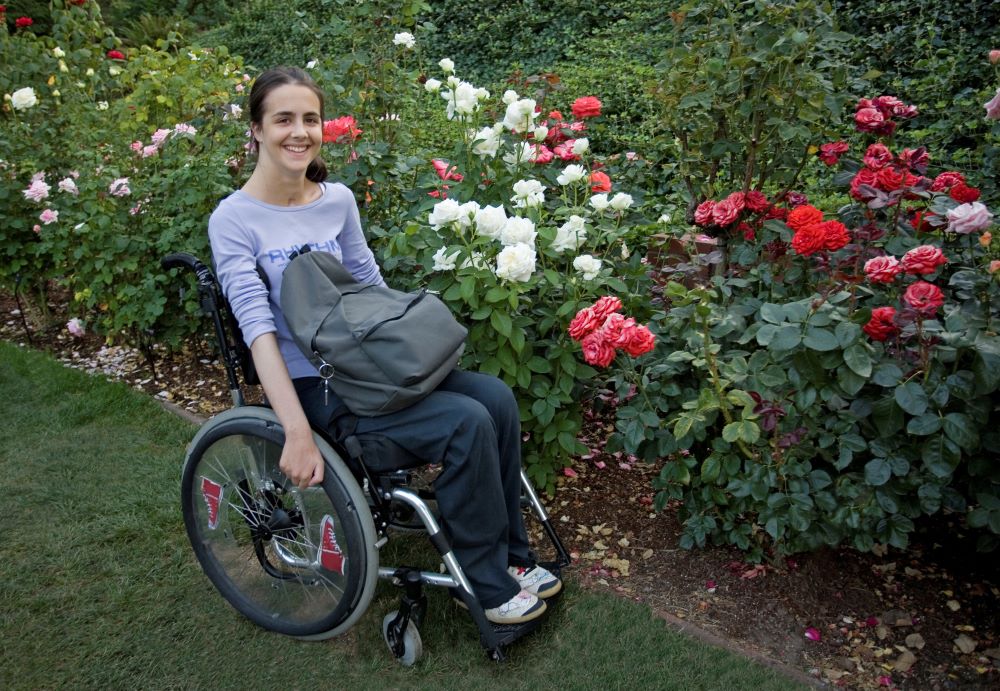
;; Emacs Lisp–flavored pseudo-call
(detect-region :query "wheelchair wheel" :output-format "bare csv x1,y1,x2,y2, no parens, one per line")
382,611,423,666
181,407,378,640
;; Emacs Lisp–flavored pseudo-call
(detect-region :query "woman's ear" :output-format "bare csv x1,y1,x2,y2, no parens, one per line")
250,122,262,142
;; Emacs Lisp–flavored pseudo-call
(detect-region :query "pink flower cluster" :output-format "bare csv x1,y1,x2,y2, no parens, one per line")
864,245,948,284
694,189,784,241
854,95,917,136
568,296,655,367
849,143,931,203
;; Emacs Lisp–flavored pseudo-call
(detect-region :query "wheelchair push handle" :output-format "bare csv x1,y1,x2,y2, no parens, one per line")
161,252,215,286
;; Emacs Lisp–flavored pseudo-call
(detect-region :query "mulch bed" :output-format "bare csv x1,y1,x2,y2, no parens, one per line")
4,290,998,690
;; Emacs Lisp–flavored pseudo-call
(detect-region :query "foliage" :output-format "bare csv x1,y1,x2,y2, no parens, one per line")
608,103,1000,559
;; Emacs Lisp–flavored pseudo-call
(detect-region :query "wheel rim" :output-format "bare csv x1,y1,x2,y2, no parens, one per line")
186,431,357,632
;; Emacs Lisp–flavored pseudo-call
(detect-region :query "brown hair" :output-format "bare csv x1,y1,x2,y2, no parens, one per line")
247,66,328,183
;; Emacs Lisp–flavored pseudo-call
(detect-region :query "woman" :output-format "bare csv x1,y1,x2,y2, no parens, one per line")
208,66,560,625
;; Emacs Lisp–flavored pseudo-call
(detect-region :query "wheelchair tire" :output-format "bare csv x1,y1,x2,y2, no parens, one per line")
181,407,379,640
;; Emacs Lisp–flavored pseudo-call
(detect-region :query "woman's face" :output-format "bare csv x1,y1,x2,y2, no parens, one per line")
251,83,323,179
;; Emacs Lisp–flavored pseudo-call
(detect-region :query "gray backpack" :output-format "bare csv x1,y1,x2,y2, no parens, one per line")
280,248,467,416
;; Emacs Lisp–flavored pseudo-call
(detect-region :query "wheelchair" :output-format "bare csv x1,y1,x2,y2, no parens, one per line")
162,252,572,664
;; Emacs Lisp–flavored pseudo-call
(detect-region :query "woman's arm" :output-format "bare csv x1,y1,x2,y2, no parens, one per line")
250,333,325,488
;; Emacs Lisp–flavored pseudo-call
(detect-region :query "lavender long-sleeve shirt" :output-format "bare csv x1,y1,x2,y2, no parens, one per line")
208,182,385,379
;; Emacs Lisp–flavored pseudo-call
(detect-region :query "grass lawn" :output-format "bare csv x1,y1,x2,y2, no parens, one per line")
0,341,806,690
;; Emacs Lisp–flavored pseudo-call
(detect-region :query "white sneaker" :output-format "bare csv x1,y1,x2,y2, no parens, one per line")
508,564,562,599
485,589,547,624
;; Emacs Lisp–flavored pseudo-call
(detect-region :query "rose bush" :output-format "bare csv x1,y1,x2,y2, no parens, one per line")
607,96,1000,558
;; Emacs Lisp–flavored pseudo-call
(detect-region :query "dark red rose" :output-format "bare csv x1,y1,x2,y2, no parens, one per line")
903,281,945,316
15,16,32,27
863,143,893,170
744,190,770,213
850,168,879,200
821,220,850,252
909,210,937,232
863,306,898,341
818,141,850,166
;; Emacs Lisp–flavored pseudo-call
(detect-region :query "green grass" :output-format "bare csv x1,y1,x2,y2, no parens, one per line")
0,341,805,690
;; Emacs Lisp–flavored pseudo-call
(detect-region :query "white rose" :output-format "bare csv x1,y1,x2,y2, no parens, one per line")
86,68,95,77
393,32,416,49
457,201,481,230
532,125,549,142
502,142,534,166
471,125,501,158
424,78,442,92
474,87,490,101
109,65,122,76
571,138,589,156
658,213,671,224
502,90,519,105
495,243,536,282
432,247,460,271
500,216,537,247
552,215,587,253
428,198,463,229
589,193,610,212
447,81,479,120
439,58,455,73
445,75,461,88
610,192,634,211
10,87,37,111
461,251,488,270
96,101,109,110
53,47,65,58
947,202,994,234
306,60,318,69
621,242,630,260
573,254,603,280
58,60,69,73
556,164,587,186
511,179,545,208
474,205,508,239
502,98,537,133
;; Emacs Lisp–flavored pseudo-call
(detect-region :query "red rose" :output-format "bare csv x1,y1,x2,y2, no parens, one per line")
601,313,630,345
899,147,930,172
547,110,564,121
744,190,770,213
765,205,788,221
863,306,898,341
589,171,611,193
580,330,616,367
723,191,746,212
694,200,716,227
739,222,756,242
875,166,905,191
930,171,965,192
0,6,7,13
863,143,893,170
910,210,937,232
15,16,32,27
949,182,981,203
786,204,824,232
323,115,361,143
712,197,742,226
69,0,86,4
568,307,601,341
818,141,849,166
820,220,850,251
864,255,901,283
622,324,656,357
106,49,126,60
855,107,888,133
791,224,827,256
900,245,947,275
591,295,623,321
873,95,903,114
850,168,879,200
903,281,945,316
571,96,602,119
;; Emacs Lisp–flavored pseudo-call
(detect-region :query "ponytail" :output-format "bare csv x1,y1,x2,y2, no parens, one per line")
306,156,328,183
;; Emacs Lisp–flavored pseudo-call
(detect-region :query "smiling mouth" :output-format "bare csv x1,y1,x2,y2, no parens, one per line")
284,144,310,153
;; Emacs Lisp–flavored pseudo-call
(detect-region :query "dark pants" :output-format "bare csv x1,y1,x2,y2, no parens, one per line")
295,370,531,608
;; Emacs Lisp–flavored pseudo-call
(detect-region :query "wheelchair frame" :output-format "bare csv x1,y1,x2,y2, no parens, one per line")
162,252,572,663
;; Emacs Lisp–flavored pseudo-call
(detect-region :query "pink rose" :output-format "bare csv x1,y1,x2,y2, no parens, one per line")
985,88,1000,120
601,312,631,345
990,260,1000,274
39,208,58,225
855,107,890,134
568,307,601,341
591,295,623,320
903,281,945,316
694,200,716,227
930,171,965,192
553,140,580,161
712,197,741,226
863,143,893,170
141,144,159,158
947,202,994,234
864,255,901,283
431,159,463,182
131,141,143,152
990,50,1000,65
900,245,947,275
580,330,616,367
531,144,554,164
67,318,85,337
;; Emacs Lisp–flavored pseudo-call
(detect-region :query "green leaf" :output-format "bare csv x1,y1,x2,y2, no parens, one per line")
527,356,551,373
700,456,721,483
864,458,891,486
894,381,928,416
942,413,978,451
803,327,839,351
907,413,941,435
872,397,903,437
489,309,512,337
770,325,801,351
872,363,903,387
843,344,872,378
759,303,785,324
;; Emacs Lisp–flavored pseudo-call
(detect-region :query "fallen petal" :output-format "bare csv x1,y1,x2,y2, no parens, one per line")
805,627,822,641
563,467,578,478
878,674,893,686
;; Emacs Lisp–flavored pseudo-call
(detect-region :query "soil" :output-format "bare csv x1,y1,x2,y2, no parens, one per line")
4,292,999,690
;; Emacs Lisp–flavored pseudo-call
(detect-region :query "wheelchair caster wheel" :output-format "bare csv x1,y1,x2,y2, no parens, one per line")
382,611,423,666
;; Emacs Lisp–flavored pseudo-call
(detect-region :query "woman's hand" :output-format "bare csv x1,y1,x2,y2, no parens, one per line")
280,428,325,488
